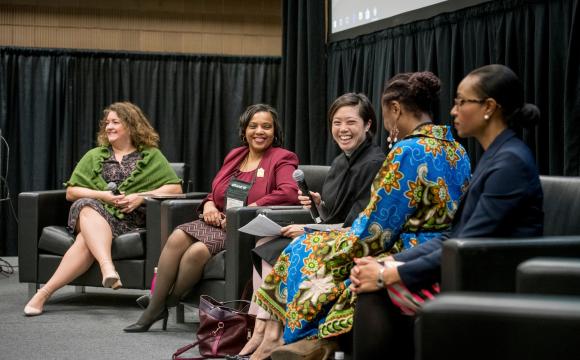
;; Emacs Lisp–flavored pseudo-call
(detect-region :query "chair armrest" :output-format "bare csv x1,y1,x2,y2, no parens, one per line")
144,196,207,286
257,207,314,226
144,198,164,285
18,190,70,283
159,198,204,246
441,236,580,292
183,191,209,199
416,293,580,360
516,257,580,296
225,206,268,301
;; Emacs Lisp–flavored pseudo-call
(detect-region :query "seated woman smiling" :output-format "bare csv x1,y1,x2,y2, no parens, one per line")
24,101,182,316
125,104,300,333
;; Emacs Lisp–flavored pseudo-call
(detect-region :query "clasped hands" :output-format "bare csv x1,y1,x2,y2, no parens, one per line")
349,256,401,294
203,204,226,229
108,193,143,213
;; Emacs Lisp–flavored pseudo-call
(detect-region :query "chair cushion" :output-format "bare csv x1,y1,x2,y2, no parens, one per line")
202,250,225,279
38,226,145,260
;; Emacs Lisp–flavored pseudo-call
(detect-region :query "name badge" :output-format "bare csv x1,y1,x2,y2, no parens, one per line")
226,178,252,210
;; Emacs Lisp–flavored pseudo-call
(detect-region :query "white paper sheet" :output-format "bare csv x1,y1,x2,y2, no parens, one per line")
238,214,282,236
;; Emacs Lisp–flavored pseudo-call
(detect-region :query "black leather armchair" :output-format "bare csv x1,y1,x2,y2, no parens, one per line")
415,292,580,360
416,256,580,360
516,257,580,295
441,175,580,292
167,164,330,322
18,163,194,298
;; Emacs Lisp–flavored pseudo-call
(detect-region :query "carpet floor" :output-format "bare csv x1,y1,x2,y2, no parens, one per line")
0,257,213,360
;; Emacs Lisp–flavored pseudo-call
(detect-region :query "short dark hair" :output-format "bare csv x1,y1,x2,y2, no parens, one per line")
328,93,377,136
382,71,441,118
467,64,540,128
239,104,283,147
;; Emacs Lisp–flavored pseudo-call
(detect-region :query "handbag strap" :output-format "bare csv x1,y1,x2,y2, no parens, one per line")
201,294,252,313
172,322,226,360
172,339,205,360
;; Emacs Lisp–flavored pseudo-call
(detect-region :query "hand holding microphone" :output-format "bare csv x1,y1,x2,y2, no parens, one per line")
292,169,322,224
297,189,321,208
106,182,129,210
106,182,121,195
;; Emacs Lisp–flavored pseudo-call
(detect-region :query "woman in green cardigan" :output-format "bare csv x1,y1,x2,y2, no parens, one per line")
24,102,182,316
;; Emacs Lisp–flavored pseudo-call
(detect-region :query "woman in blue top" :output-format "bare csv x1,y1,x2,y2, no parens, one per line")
349,64,543,360
250,72,471,360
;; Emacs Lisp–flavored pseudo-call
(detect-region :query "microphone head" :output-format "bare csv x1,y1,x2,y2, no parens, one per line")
106,182,117,191
292,169,304,182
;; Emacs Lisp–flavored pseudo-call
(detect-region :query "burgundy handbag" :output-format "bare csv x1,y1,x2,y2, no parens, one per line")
172,295,256,360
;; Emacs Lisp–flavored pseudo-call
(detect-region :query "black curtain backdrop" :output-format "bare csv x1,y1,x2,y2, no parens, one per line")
327,0,580,174
0,48,281,256
281,0,327,165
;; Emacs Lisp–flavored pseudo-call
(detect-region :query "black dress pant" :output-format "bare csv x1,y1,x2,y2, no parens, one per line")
353,290,415,360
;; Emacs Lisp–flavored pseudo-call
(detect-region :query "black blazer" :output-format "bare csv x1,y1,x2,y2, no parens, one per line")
394,129,544,291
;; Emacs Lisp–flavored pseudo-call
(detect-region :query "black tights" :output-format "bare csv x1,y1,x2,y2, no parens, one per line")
353,291,415,360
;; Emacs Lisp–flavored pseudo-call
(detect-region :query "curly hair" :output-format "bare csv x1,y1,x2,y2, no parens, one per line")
97,102,160,148
382,71,441,118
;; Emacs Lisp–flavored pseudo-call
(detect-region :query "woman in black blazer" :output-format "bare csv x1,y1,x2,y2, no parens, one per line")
349,64,543,359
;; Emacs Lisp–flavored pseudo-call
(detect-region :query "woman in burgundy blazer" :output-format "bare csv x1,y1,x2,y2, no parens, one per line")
125,104,299,333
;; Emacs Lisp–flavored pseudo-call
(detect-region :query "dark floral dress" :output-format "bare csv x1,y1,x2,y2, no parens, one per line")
67,150,146,238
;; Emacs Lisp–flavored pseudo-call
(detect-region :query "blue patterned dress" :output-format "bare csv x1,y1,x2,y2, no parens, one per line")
254,124,471,343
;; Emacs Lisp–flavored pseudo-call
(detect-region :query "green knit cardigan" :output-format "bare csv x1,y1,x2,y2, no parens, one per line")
65,146,181,219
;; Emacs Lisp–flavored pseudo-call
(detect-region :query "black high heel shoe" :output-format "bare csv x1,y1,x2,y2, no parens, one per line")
123,308,169,333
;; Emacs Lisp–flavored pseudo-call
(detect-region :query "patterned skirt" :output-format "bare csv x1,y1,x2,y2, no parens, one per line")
67,198,145,238
253,229,442,344
176,219,226,256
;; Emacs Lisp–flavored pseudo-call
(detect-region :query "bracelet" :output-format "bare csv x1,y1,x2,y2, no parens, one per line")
376,266,385,289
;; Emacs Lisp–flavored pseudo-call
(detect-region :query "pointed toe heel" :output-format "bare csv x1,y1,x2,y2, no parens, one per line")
23,287,51,317
123,308,169,333
23,305,43,316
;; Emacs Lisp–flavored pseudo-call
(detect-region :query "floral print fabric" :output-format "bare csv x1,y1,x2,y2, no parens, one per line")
254,124,471,343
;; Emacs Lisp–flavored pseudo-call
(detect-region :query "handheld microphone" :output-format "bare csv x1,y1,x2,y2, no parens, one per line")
106,182,121,195
292,169,322,224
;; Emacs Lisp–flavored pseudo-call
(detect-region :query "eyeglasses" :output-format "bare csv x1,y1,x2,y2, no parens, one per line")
453,98,486,107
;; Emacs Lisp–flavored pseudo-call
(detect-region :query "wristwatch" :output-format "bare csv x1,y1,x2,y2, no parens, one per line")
376,266,385,289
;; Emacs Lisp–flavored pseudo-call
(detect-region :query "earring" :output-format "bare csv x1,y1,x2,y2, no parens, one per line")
484,114,490,120
387,127,399,149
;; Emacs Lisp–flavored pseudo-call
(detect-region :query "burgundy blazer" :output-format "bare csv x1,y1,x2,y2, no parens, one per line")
204,146,300,212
